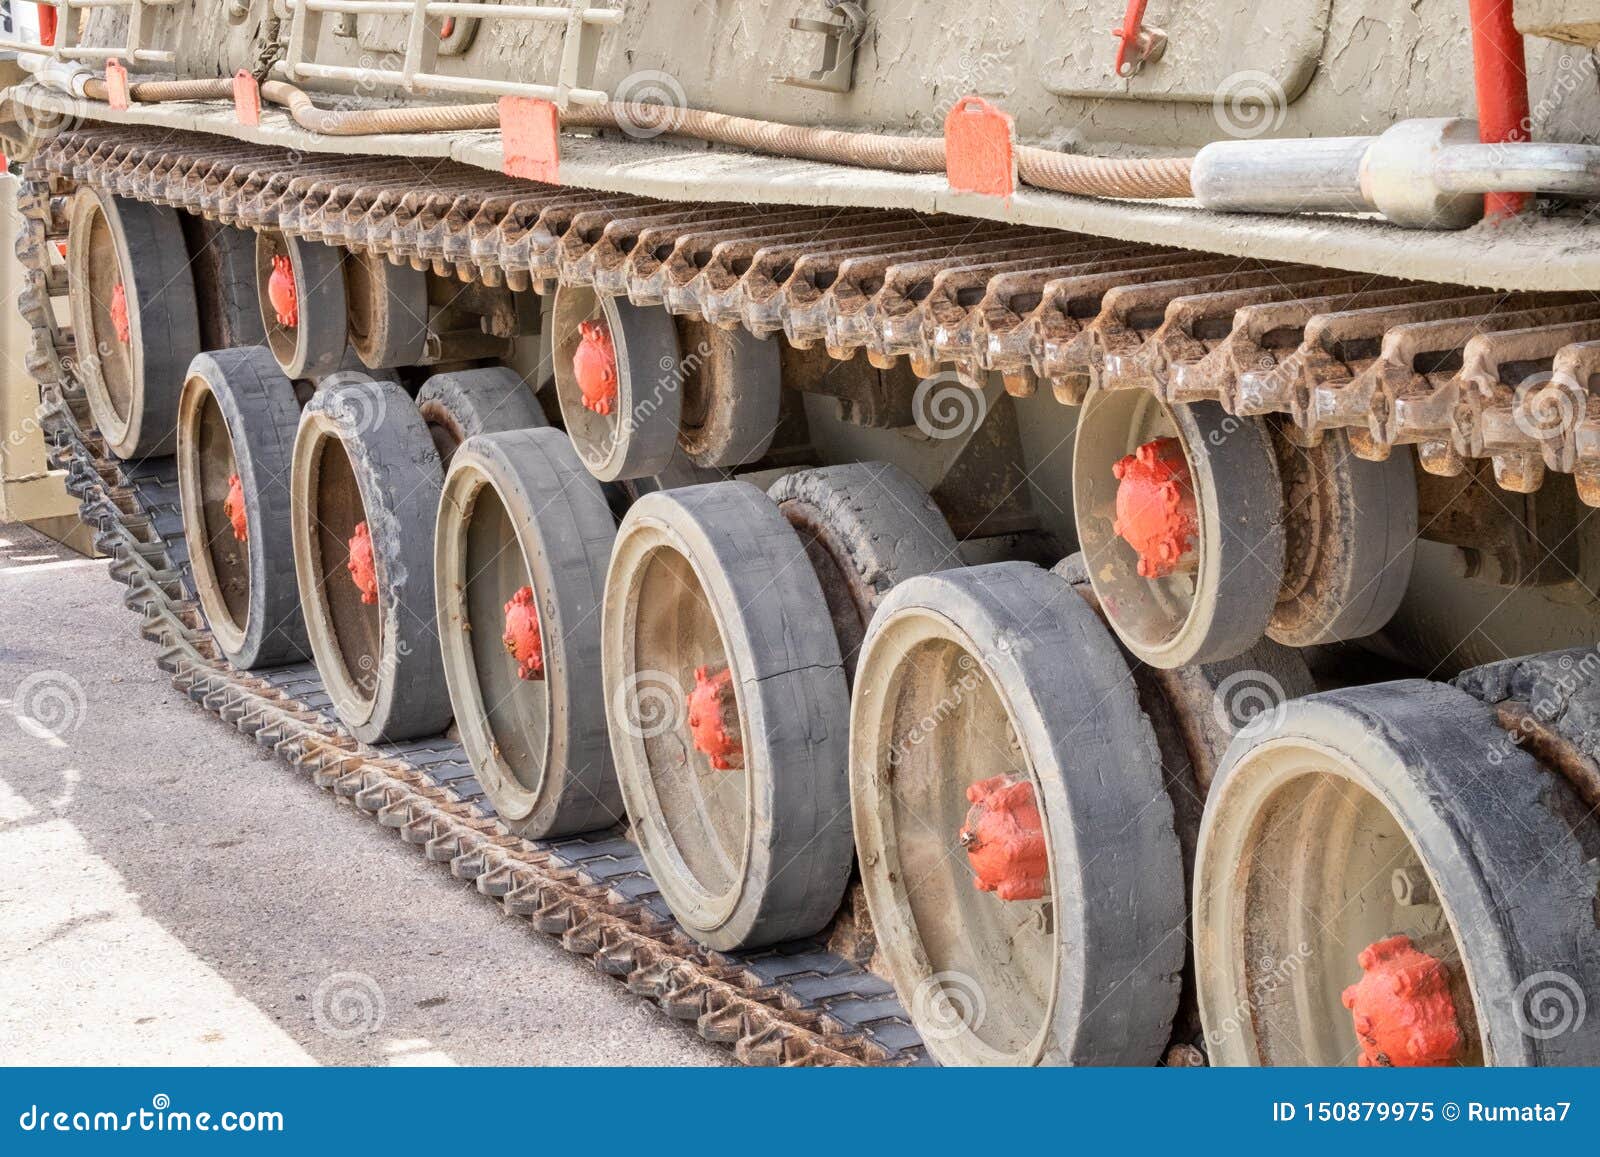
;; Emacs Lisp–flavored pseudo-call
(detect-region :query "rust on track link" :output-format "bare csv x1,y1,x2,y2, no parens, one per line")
31,123,1600,504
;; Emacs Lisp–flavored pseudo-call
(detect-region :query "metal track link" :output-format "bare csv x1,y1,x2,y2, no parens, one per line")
32,125,1600,503
14,173,926,1069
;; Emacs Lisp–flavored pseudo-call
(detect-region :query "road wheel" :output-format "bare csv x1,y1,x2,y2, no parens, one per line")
257,229,349,379
182,216,267,350
345,250,429,369
290,374,450,743
1195,681,1600,1066
1269,426,1417,646
177,347,310,669
602,481,852,950
415,366,546,467
435,427,622,837
850,562,1186,1065
1073,389,1284,668
768,462,960,674
676,317,781,468
551,285,681,481
67,186,201,458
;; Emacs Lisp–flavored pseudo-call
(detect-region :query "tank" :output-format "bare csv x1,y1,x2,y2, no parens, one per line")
3,0,1599,1066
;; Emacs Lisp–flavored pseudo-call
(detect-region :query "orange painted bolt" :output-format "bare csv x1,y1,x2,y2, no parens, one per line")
1341,934,1463,1066
223,473,248,542
1111,436,1198,579
686,664,742,770
502,585,545,681
573,319,619,416
346,521,379,605
267,253,298,328
109,282,130,344
959,774,1049,901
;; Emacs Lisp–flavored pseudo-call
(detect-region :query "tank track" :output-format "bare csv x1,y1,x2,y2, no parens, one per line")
12,173,927,1069
32,123,1600,504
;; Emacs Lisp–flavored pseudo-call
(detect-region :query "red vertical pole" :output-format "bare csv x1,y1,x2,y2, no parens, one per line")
35,2,57,46
1468,0,1531,220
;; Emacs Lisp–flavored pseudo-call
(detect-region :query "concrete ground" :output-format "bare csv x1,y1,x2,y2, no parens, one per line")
0,520,727,1067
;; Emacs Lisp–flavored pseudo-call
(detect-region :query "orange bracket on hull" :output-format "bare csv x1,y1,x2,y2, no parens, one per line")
500,96,561,185
945,96,1017,200
233,70,262,127
105,59,130,111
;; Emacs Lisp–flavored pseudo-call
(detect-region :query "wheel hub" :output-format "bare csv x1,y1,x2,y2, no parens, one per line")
268,253,298,328
959,774,1048,901
346,520,378,605
1111,436,1197,579
501,584,545,681
223,473,247,542
573,319,619,416
1341,934,1463,1067
686,663,742,770
109,282,130,344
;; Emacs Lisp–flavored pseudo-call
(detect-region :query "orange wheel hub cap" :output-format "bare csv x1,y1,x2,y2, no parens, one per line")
268,253,299,328
1111,436,1197,579
502,585,545,681
346,521,379,605
1341,934,1463,1066
109,282,131,345
686,664,742,770
573,319,619,416
223,473,248,542
959,774,1048,901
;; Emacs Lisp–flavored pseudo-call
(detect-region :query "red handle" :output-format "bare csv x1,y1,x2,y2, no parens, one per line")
1111,0,1150,78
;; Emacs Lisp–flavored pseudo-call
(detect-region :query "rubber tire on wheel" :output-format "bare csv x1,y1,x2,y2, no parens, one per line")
676,318,782,468
1268,426,1417,646
602,481,852,951
345,250,429,370
1195,681,1600,1066
181,216,268,350
1072,390,1285,669
290,375,451,743
257,230,349,380
177,347,311,669
768,462,960,674
1053,550,1316,793
551,285,682,482
435,427,623,838
850,562,1186,1065
415,366,547,467
67,186,201,458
